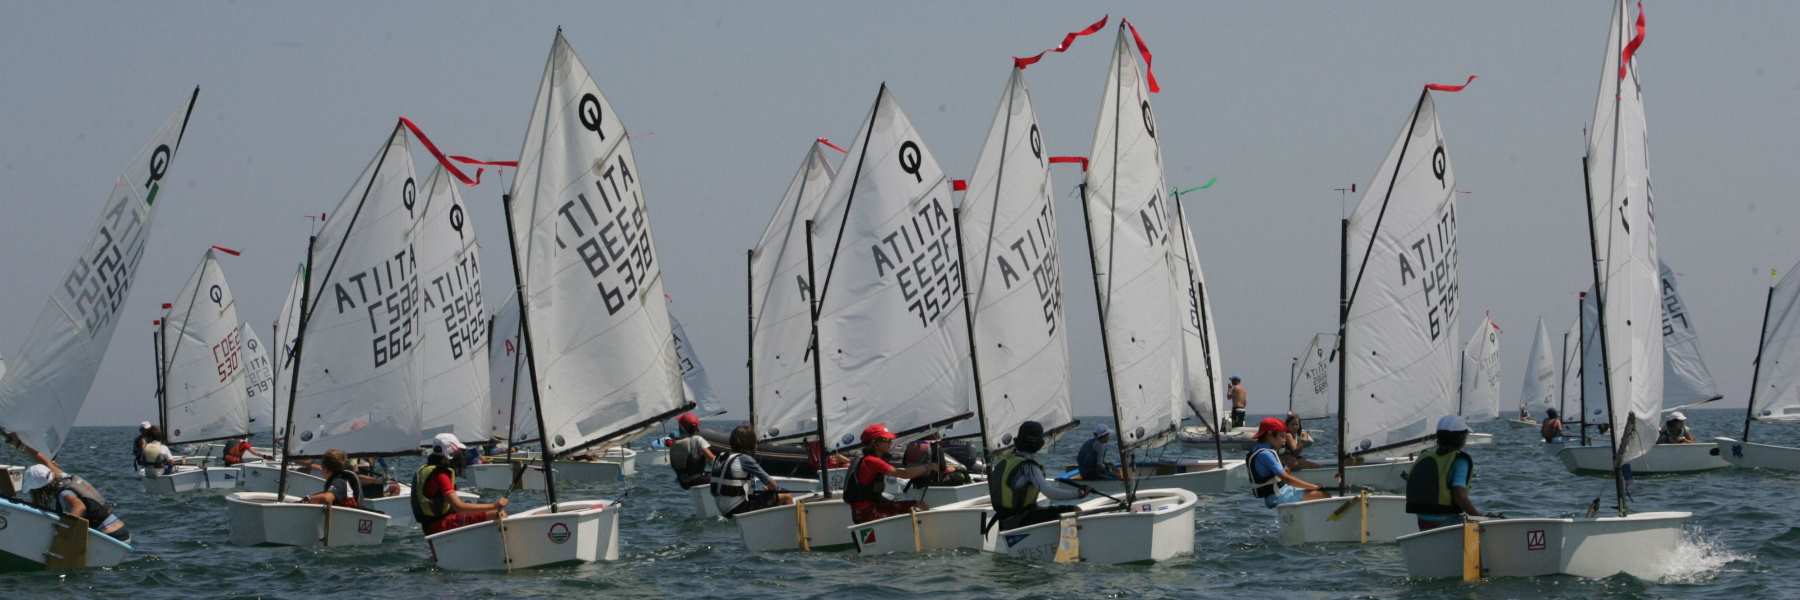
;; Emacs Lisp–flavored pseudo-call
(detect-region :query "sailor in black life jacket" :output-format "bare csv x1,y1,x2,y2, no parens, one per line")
1405,415,1496,530
9,432,132,542
667,412,715,489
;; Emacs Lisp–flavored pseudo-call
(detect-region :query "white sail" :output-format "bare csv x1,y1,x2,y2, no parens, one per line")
506,32,688,455
241,323,280,437
0,89,197,455
1561,316,1584,419
1457,315,1502,422
1342,90,1462,455
271,262,304,427
288,124,424,457
1658,261,1721,408
669,306,720,415
749,142,836,440
414,166,492,442
1081,27,1184,450
159,248,251,443
1581,290,1609,426
1584,0,1661,464
1750,260,1800,422
1520,318,1558,418
486,297,537,444
809,85,973,452
1291,334,1336,421
1172,197,1228,432
959,69,1076,451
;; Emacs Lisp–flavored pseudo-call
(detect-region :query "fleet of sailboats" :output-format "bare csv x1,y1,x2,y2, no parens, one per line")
0,7,1785,582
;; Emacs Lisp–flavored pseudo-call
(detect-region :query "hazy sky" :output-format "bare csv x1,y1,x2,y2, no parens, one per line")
2,2,1795,427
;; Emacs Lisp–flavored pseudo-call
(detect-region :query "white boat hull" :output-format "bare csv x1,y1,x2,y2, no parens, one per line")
687,484,722,519
851,496,995,555
1078,460,1248,495
898,478,989,506
1466,433,1493,446
0,502,132,569
1556,443,1728,474
1714,437,1800,472
547,459,628,483
1293,460,1412,492
359,484,476,527
1274,494,1413,545
992,489,1198,565
426,500,621,571
140,466,240,494
465,462,550,491
1507,419,1539,429
224,492,390,547
731,495,855,552
238,462,323,494
1396,512,1690,579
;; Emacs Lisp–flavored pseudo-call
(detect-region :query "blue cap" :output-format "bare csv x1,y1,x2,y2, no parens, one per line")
1093,425,1113,439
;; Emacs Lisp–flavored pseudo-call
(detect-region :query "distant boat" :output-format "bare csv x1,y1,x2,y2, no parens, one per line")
1715,261,1800,471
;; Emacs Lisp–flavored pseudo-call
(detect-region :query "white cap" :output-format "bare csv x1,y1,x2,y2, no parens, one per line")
432,433,466,455
1670,411,1687,421
139,421,152,430
1436,415,1470,433
22,464,52,492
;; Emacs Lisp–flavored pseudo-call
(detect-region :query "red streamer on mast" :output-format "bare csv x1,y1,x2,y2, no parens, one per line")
816,137,848,154
209,245,242,257
952,180,968,191
1048,156,1089,172
1619,2,1646,80
1425,75,1478,93
398,117,514,187
1123,19,1159,93
1013,15,1109,69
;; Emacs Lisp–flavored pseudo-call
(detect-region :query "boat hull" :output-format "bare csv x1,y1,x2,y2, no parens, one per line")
1507,419,1539,429
224,492,390,547
0,502,133,569
426,500,620,571
991,489,1197,565
238,462,324,494
1077,460,1247,495
140,466,240,494
1293,460,1412,492
731,496,854,552
1396,512,1690,579
1556,443,1728,474
465,462,550,491
1713,437,1800,472
1274,494,1413,545
898,478,989,506
850,497,995,555
1466,433,1493,446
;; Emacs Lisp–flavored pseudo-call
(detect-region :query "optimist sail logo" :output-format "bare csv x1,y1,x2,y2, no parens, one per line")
1526,529,1546,551
548,523,572,544
859,529,877,545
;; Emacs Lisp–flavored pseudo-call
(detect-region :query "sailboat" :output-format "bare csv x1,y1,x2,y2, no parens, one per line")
224,122,424,547
0,88,196,569
1557,262,1729,473
1716,261,1800,471
983,22,1198,565
426,30,692,571
144,246,251,494
463,297,550,492
850,67,1080,555
241,323,283,448
1454,314,1501,446
239,264,313,494
1511,318,1557,428
1277,78,1468,546
1288,333,1337,431
1399,2,1691,579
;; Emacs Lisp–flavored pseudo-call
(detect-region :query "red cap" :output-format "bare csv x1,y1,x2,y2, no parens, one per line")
1256,417,1287,439
676,412,700,430
861,423,896,444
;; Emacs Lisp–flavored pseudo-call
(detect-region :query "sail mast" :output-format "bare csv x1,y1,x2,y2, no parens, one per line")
803,219,831,496
1173,191,1226,466
1335,217,1349,493
951,208,992,464
154,322,167,439
502,191,558,509
1743,282,1777,443
745,249,756,434
274,236,315,501
1077,181,1132,497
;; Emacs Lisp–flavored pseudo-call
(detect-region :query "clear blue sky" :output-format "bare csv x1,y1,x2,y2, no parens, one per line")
1,2,1793,426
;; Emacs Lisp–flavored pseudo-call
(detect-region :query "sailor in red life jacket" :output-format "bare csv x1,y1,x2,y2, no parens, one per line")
844,423,954,524
221,436,267,466
411,433,509,535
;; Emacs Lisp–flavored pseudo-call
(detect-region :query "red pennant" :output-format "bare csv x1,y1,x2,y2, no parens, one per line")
1049,156,1089,172
1620,2,1645,80
161,303,172,310
1425,75,1478,93
952,180,968,191
1013,15,1109,69
816,137,847,154
210,245,241,257
398,117,513,187
152,319,160,326
1123,19,1159,93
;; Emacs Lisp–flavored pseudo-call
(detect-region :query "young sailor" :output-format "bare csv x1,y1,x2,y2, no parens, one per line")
1246,417,1326,508
9,433,130,542
711,425,792,516
132,421,153,468
989,421,1088,530
221,436,267,466
1657,412,1696,444
668,412,714,489
1405,415,1491,530
1076,425,1121,480
1540,408,1565,443
411,433,508,535
139,431,175,476
304,449,363,509
844,423,950,524
1229,376,1249,428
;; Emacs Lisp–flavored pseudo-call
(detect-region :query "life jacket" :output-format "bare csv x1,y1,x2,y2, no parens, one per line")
1405,449,1473,515
410,464,452,526
668,435,709,485
841,453,887,504
1245,445,1282,499
50,476,114,527
223,441,248,465
710,452,750,497
987,453,1040,514
323,470,362,509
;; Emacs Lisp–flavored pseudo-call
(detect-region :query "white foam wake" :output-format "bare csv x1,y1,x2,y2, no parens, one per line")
1654,527,1749,584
